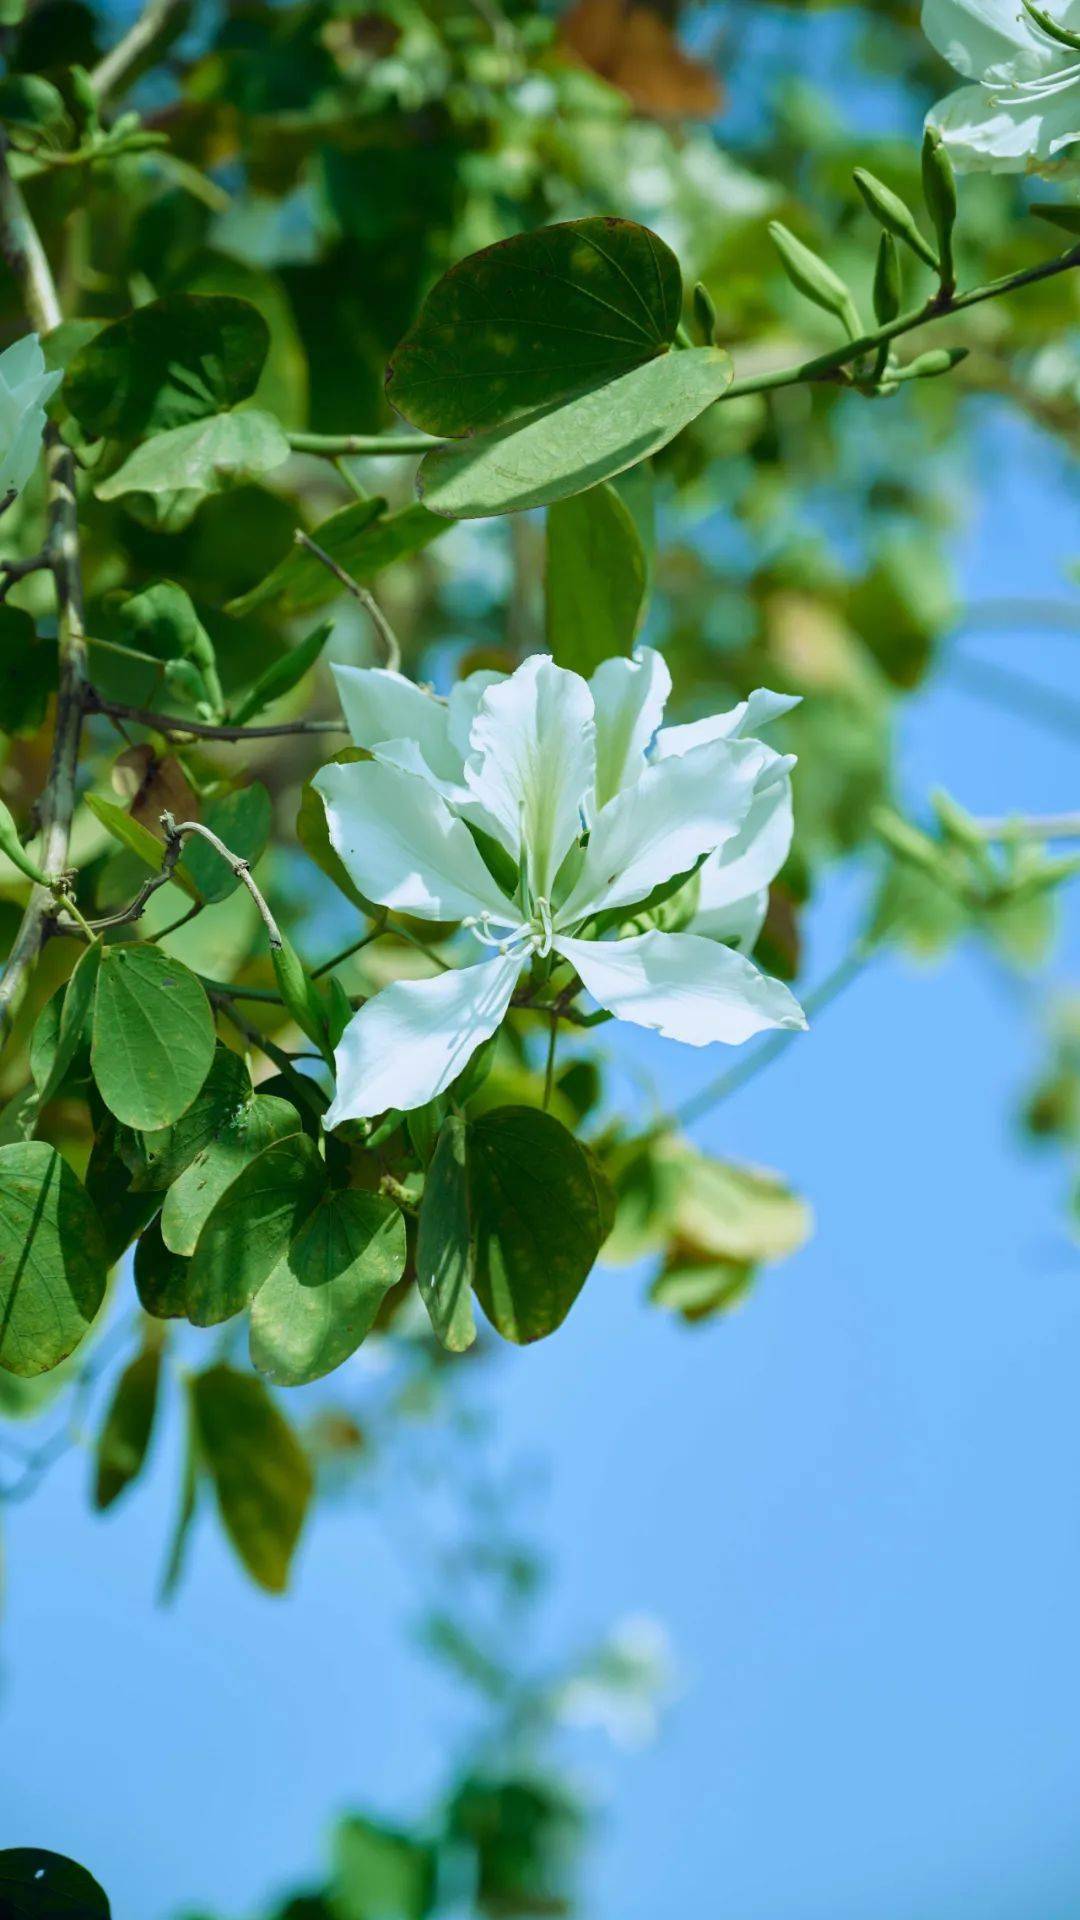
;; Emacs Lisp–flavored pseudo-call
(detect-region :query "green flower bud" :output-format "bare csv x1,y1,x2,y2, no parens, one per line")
272,935,333,1062
853,168,939,271
768,221,863,341
0,796,51,887
894,346,968,382
873,232,901,325
692,281,718,347
921,128,958,289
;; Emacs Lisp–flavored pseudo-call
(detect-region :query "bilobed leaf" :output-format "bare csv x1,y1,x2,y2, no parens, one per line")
230,621,332,724
161,1091,301,1255
30,939,101,1108
415,1115,476,1351
546,482,646,673
93,1339,162,1510
418,347,732,519
133,1217,191,1319
95,409,290,504
65,294,269,439
186,1132,326,1325
227,500,448,618
249,1189,406,1385
190,1363,312,1593
0,1848,110,1918
179,783,272,903
469,1107,608,1343
91,944,215,1130
123,1042,251,1191
0,1143,108,1376
387,217,682,437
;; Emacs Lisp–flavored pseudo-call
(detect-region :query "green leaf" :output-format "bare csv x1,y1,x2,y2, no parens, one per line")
1032,202,1080,237
249,1189,406,1386
95,409,290,507
186,1132,326,1325
649,1256,754,1322
30,940,101,1109
91,944,215,1130
123,1042,250,1190
161,1091,300,1255
545,482,646,674
65,294,269,440
332,1816,436,1920
0,1849,110,1918
190,1363,312,1593
469,1107,609,1343
663,1142,812,1264
418,347,732,519
229,620,332,725
226,500,445,619
180,784,273,903
0,607,54,738
84,1116,161,1263
134,1216,191,1319
0,1142,108,1376
85,792,200,901
387,217,682,437
297,748,376,912
93,1339,161,1510
415,1115,476,1352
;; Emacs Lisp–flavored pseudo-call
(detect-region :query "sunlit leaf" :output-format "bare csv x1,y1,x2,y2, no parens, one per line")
91,944,215,1130
249,1189,406,1385
0,1143,107,1376
95,409,290,507
186,1132,326,1325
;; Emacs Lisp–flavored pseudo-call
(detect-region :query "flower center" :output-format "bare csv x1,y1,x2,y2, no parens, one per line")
463,896,555,960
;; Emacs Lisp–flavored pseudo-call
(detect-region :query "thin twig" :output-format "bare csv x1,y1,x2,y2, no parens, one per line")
972,811,1080,842
162,813,283,948
82,685,348,741
288,430,441,458
292,530,402,671
88,0,184,101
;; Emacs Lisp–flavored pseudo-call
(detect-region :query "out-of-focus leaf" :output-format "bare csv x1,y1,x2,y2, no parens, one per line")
179,784,273,903
226,501,445,618
230,621,332,724
190,1363,312,1593
546,481,646,673
0,1848,110,1918
93,1339,162,1510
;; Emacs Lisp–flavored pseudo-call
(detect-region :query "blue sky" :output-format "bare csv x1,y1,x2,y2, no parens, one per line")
1,399,1078,1918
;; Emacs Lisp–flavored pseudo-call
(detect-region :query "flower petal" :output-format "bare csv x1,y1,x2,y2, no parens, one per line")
589,647,671,811
464,654,596,898
325,951,523,1123
554,930,806,1047
331,663,460,779
654,687,799,760
688,779,794,941
314,758,515,922
928,76,1080,172
921,0,1057,80
557,736,770,927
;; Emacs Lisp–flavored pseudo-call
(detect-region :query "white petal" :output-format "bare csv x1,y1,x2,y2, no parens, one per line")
921,0,1061,79
314,758,515,922
447,669,505,759
554,930,806,1047
654,687,799,760
331,663,460,779
557,736,769,927
688,780,794,940
325,951,523,1123
928,75,1080,172
589,647,671,811
464,654,596,898
0,403,48,499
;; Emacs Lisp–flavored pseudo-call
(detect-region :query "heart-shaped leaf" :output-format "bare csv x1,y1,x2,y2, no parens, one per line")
387,217,682,437
65,294,269,440
91,944,215,1131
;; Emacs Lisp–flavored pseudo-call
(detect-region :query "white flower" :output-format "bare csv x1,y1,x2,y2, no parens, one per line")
0,335,61,502
315,651,806,1125
923,0,1080,174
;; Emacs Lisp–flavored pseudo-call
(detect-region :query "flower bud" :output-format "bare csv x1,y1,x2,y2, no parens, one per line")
853,168,938,270
895,346,968,382
0,796,51,887
692,281,718,346
272,935,333,1062
873,232,901,325
921,128,957,288
768,222,863,340
0,335,62,504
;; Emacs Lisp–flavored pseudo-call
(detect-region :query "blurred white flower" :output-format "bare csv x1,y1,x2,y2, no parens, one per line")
551,1615,678,1750
923,0,1080,174
0,334,61,502
315,650,805,1125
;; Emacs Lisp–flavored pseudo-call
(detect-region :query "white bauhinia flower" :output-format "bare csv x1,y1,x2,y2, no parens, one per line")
315,652,805,1125
923,0,1080,174
0,336,62,501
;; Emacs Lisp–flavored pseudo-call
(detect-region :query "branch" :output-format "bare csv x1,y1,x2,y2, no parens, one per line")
161,813,284,948
83,686,348,741
292,530,402,671
88,0,185,103
971,811,1080,842
0,139,88,1050
288,430,442,458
